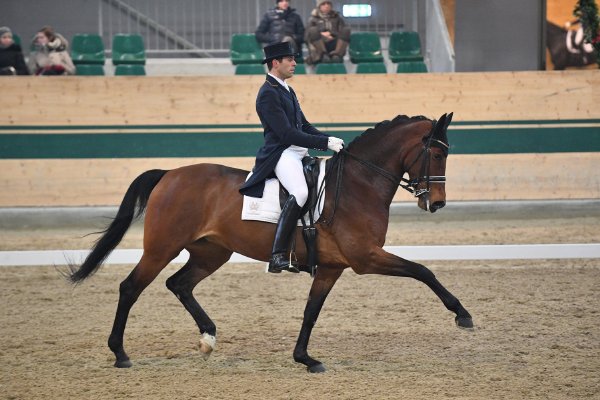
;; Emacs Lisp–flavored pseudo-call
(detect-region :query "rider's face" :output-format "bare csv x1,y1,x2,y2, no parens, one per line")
273,56,296,80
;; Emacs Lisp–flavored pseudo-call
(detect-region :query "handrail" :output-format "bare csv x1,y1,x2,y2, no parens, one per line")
102,0,212,57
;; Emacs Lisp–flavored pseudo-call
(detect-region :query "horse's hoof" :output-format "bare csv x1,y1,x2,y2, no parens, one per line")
455,316,474,330
114,359,132,368
307,363,326,373
199,333,216,360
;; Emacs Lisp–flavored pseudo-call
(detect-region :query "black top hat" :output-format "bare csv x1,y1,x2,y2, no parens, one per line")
262,42,296,64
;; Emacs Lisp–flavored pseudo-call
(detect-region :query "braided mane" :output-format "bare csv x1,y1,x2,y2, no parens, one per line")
345,114,430,149
326,115,431,173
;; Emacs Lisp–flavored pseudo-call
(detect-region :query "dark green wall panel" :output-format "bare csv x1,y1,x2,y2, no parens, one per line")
1,120,599,159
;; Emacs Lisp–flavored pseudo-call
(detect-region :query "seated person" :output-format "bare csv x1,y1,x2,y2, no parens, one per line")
28,26,76,75
255,0,305,55
0,26,29,75
305,0,351,64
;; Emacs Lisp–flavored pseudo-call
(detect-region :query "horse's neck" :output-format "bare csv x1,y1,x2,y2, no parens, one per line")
352,129,407,177
342,146,404,208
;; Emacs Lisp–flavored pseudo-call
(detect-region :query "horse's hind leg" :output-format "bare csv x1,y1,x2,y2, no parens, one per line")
108,251,176,368
166,241,232,360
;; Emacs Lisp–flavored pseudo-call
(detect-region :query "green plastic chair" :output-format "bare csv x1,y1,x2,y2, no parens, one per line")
396,61,428,73
71,34,105,65
356,62,387,74
114,64,146,76
230,34,263,65
234,64,265,75
76,64,105,76
349,32,383,64
112,34,146,65
315,63,347,74
294,64,306,75
389,31,424,63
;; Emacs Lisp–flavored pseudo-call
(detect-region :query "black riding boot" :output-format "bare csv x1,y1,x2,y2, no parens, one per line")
268,195,302,273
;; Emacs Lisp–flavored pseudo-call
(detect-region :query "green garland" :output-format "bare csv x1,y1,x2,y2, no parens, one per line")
573,0,600,66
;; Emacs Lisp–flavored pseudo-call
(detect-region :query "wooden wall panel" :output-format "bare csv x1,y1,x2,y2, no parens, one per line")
2,154,599,207
0,158,255,207
2,71,598,126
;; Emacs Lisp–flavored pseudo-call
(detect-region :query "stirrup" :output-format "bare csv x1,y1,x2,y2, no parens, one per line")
267,253,300,274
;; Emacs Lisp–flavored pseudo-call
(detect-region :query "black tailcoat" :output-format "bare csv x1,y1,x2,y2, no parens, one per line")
239,74,329,198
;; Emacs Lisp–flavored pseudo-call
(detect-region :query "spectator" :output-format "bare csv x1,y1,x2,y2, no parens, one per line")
305,0,351,64
255,0,304,55
28,26,75,75
0,26,29,75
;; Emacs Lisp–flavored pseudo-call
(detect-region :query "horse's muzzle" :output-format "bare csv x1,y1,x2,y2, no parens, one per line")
429,200,446,213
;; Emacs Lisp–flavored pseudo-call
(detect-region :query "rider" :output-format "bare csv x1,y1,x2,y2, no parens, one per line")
239,41,344,273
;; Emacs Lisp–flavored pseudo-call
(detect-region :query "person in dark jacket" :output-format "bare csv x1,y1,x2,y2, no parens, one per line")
255,0,305,54
0,26,29,75
305,0,351,64
239,42,344,273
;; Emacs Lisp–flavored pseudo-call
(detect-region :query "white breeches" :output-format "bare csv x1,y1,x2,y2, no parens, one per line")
274,146,309,207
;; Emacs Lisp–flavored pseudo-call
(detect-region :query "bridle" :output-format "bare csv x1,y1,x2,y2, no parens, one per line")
398,133,449,197
341,130,448,198
318,125,448,225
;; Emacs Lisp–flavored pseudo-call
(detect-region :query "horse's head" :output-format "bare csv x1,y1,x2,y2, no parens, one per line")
403,113,452,213
328,113,453,220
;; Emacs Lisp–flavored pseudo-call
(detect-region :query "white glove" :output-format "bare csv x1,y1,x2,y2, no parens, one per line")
327,136,345,153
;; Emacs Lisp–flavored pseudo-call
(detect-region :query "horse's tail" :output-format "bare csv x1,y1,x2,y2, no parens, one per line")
67,169,168,284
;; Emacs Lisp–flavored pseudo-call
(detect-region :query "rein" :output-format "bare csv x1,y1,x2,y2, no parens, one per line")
342,149,400,185
317,129,448,226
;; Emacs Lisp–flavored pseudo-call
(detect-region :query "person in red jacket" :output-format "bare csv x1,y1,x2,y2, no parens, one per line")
28,26,76,75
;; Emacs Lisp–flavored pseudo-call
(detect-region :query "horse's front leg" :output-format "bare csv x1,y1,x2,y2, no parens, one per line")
353,247,473,329
293,266,344,373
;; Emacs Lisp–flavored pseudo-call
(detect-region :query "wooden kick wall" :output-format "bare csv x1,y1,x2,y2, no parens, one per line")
3,71,598,125
1,70,599,207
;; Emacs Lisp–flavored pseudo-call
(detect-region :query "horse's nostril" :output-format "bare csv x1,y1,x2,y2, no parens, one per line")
430,201,446,212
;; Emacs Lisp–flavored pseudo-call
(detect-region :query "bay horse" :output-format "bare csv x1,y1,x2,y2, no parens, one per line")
68,112,473,373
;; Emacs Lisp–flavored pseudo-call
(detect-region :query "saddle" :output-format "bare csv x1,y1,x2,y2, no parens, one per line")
279,156,321,276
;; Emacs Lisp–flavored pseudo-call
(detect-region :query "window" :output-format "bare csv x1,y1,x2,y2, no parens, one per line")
342,4,372,18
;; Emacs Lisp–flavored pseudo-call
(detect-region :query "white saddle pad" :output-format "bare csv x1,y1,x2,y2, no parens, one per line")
242,158,327,226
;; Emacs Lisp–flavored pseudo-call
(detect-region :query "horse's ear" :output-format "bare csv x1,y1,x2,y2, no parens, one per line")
445,112,453,129
430,113,450,153
432,113,447,140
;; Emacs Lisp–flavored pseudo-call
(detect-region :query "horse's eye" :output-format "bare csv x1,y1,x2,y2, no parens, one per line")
433,153,443,161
